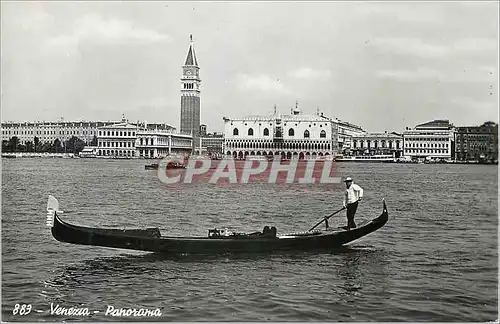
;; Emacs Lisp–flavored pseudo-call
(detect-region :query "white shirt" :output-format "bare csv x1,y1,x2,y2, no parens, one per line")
344,183,363,205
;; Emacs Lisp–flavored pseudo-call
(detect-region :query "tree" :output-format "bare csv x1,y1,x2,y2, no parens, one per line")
25,141,34,153
8,137,19,152
2,140,10,153
34,136,40,152
65,136,86,154
40,142,52,152
90,135,98,146
2,140,10,152
52,139,63,153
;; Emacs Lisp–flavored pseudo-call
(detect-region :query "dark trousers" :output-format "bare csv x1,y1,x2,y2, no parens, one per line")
346,201,358,228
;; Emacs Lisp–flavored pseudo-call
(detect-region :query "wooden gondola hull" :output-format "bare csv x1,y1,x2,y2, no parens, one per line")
48,200,389,254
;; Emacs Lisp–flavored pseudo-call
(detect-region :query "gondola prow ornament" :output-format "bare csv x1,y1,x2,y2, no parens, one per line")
46,195,63,228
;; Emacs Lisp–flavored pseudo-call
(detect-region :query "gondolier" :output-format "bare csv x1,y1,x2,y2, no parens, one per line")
343,177,363,229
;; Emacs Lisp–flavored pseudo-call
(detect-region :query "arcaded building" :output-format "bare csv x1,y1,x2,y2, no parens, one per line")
223,106,339,159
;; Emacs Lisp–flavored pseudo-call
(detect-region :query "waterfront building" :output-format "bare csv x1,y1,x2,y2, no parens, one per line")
1,120,108,146
1,117,179,148
200,132,224,155
336,120,366,153
455,121,498,163
350,132,403,157
136,130,192,158
96,121,139,158
403,120,455,161
180,35,201,152
223,105,339,159
96,117,192,158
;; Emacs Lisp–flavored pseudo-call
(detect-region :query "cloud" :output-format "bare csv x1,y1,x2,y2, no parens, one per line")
370,37,447,58
375,67,445,81
18,9,53,31
287,67,331,80
452,38,497,52
450,96,498,116
355,3,445,23
46,14,171,50
237,74,291,93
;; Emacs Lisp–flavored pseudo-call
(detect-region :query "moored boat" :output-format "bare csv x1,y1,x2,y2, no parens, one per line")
335,155,396,163
45,196,389,254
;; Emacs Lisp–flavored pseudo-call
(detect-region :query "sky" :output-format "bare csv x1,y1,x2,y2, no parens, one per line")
1,1,498,133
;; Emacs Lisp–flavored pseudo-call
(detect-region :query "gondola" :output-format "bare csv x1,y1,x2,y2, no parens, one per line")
45,196,389,254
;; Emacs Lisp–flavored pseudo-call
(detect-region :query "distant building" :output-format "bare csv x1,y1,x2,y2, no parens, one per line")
96,117,192,158
1,120,106,146
336,120,366,153
199,124,207,137
96,121,139,158
350,132,403,157
200,132,224,155
136,130,192,158
180,35,201,152
223,104,338,159
403,120,455,161
455,121,498,163
1,117,178,149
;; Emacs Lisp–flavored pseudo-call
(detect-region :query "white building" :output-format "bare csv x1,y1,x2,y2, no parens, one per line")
96,119,193,158
97,122,138,158
136,130,192,158
403,120,455,161
223,107,339,159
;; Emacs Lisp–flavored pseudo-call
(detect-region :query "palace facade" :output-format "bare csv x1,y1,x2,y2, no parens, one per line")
223,106,339,159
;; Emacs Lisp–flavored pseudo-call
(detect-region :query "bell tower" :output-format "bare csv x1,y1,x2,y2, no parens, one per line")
180,34,201,152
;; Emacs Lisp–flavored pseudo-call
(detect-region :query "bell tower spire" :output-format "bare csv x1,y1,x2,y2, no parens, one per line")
180,35,201,153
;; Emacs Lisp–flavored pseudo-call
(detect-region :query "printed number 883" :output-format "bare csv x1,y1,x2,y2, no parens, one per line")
13,304,32,315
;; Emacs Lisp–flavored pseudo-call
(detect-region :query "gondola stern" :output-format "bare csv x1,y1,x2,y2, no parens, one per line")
378,198,389,225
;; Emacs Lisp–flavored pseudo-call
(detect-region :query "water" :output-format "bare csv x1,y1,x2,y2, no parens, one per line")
1,158,498,321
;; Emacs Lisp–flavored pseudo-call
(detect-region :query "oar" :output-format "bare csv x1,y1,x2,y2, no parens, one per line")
308,206,346,232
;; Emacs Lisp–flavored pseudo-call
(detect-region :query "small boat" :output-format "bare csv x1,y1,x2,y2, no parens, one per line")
145,162,186,170
45,196,389,254
144,163,159,170
165,161,186,169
